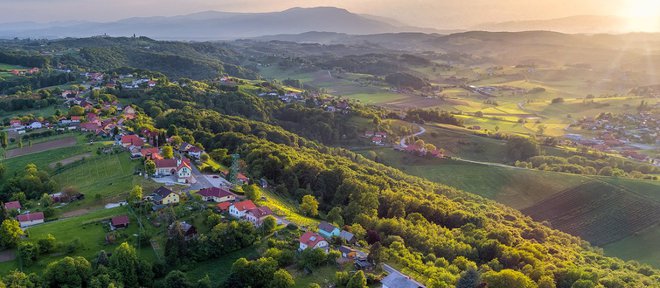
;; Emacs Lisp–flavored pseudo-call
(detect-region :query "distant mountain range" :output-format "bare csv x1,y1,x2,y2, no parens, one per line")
0,7,442,40
472,15,656,34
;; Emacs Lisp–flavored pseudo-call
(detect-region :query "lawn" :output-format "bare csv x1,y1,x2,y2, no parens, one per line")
0,206,156,274
52,151,149,212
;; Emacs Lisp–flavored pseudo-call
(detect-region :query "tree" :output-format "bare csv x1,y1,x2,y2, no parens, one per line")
164,270,191,288
68,105,85,116
200,153,210,162
300,195,319,217
481,269,537,288
0,131,8,150
506,136,539,161
38,233,57,254
326,207,344,227
456,267,481,288
197,275,212,288
4,270,34,288
109,242,138,287
270,269,295,288
18,242,39,266
261,216,277,234
162,145,174,159
0,219,24,247
169,135,183,147
43,256,92,287
245,184,261,201
368,242,383,265
128,185,143,205
144,159,156,175
346,270,367,288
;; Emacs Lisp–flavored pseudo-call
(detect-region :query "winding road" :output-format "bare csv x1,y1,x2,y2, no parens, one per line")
399,124,426,147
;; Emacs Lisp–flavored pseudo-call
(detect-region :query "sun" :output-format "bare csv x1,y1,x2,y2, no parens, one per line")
623,0,660,31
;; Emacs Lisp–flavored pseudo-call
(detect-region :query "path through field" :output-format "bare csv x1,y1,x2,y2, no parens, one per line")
6,137,77,158
399,124,426,147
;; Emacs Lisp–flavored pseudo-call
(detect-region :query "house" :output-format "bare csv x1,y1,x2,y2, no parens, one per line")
17,212,45,228
176,161,192,183
187,146,203,159
179,142,194,152
318,221,341,239
70,116,82,123
381,267,426,288
168,221,197,240
299,231,329,252
245,206,274,226
229,200,257,219
155,159,178,175
129,146,142,159
198,187,236,203
339,245,357,259
140,147,161,160
9,120,22,127
28,122,42,129
148,80,157,87
237,173,249,185
216,202,232,212
110,215,130,230
340,230,356,244
4,201,21,211
121,135,144,148
371,136,384,145
149,186,180,205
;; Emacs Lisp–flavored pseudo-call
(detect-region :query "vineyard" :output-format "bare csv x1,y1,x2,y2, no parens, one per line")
522,181,660,246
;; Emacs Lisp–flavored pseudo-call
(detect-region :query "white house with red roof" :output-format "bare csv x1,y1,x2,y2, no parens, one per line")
187,146,203,159
198,187,236,203
299,231,329,252
245,206,274,226
9,119,23,128
17,212,45,228
229,200,257,219
154,158,192,183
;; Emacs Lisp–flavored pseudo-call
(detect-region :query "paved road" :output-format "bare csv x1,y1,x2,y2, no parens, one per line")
399,124,426,147
187,164,213,191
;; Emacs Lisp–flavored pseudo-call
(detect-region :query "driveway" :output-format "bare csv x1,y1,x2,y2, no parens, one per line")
399,124,426,148
186,164,214,191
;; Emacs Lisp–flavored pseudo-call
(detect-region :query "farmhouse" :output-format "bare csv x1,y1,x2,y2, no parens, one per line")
198,187,236,203
17,212,45,228
318,221,340,239
4,201,21,211
229,200,257,219
110,215,130,230
149,186,180,205
245,206,274,226
121,135,144,148
298,231,329,252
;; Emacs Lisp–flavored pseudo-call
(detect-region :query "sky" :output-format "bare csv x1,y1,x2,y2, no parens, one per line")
2,0,660,29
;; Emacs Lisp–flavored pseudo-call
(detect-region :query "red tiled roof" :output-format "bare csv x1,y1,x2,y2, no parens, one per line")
141,147,160,157
155,158,178,168
232,200,257,212
70,116,81,121
247,206,272,218
300,231,326,247
4,201,21,210
17,212,44,222
177,161,191,171
121,135,144,147
111,215,130,227
198,187,234,198
217,202,232,211
237,173,249,181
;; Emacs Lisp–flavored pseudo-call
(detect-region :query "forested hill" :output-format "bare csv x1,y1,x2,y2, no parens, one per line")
0,37,257,80
127,78,660,287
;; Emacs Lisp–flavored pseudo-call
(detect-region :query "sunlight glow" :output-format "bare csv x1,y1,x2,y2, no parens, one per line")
624,0,660,31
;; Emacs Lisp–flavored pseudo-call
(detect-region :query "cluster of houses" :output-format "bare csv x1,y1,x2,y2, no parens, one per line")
79,71,158,90
8,67,40,76
364,131,388,145
395,143,444,158
567,111,659,163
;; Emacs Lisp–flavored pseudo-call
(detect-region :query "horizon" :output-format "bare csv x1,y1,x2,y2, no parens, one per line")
2,0,660,32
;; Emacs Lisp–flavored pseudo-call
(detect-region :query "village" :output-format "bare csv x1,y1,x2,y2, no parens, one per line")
567,108,660,165
2,74,426,287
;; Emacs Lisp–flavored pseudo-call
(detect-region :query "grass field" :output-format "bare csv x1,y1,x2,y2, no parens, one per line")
603,224,660,267
184,247,259,283
258,187,320,228
0,206,156,274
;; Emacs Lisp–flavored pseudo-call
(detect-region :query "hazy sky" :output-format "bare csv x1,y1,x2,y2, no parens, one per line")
2,0,659,28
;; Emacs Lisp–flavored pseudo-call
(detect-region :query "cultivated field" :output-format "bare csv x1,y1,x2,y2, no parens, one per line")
6,136,78,158
522,181,660,246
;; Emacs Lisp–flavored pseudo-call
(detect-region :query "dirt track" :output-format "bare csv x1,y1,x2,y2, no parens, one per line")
49,152,91,168
6,137,77,158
